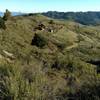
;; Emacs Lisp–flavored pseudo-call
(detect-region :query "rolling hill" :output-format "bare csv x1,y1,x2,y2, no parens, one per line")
0,13,100,100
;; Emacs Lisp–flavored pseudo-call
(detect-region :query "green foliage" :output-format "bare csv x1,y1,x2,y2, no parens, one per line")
31,33,48,48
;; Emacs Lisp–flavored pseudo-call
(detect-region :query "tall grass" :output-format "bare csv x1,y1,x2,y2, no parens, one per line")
0,62,49,100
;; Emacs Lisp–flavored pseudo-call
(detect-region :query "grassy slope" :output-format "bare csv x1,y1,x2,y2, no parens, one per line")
0,14,100,99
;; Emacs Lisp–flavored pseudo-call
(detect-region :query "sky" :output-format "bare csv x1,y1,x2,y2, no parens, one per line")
0,0,100,13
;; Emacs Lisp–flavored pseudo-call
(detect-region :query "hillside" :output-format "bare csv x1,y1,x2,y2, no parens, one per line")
0,14,100,100
42,11,100,25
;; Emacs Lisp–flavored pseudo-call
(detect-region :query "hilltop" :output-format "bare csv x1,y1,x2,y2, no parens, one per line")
0,13,100,100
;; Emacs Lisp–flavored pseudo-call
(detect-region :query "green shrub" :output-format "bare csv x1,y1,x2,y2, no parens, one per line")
31,33,48,48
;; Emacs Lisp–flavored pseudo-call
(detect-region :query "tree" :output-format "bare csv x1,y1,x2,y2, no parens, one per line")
3,9,11,21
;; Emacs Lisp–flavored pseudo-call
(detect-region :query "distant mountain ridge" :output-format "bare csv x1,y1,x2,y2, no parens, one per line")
42,11,100,25
1,11,100,25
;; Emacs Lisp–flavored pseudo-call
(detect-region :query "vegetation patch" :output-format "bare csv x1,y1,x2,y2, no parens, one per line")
31,33,48,48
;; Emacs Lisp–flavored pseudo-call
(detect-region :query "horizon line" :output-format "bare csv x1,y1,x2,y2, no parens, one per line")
0,10,100,13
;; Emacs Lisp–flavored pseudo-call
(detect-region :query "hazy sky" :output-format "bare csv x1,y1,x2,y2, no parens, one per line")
0,0,100,12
